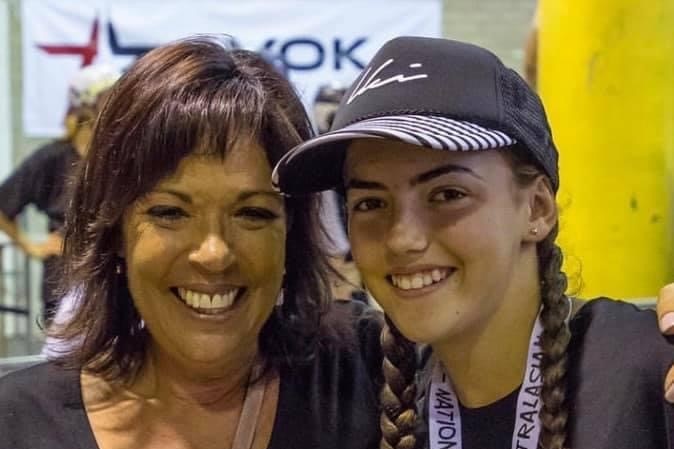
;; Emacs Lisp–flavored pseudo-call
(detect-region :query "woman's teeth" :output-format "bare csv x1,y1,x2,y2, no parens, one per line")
390,268,450,291
177,288,239,311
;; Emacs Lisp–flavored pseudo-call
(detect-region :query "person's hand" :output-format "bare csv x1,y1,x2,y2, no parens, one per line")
23,232,63,260
657,284,674,402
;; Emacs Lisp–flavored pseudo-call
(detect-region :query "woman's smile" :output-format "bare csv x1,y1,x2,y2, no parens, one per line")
170,285,246,317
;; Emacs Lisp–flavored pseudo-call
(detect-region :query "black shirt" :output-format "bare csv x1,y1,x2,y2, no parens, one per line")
0,301,384,449
0,140,79,232
419,299,674,449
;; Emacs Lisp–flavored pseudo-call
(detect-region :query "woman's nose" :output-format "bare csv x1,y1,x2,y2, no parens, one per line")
188,233,235,272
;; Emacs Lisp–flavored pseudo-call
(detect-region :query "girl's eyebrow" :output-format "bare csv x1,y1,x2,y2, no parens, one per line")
346,163,483,190
411,163,483,186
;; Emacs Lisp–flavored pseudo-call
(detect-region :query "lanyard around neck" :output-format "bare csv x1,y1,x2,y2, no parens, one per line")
428,317,544,449
231,361,274,449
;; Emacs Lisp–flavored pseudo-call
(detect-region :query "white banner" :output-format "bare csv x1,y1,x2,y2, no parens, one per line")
21,0,441,137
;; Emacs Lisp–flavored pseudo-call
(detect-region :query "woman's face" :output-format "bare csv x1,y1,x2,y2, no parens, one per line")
345,139,535,346
121,140,286,368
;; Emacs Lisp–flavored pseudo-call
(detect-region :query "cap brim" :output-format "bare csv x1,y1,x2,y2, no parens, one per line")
272,115,516,194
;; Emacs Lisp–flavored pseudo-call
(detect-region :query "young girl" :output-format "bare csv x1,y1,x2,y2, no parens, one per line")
273,36,674,449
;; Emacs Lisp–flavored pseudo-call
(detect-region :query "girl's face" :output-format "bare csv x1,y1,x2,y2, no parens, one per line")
345,139,543,346
121,140,287,369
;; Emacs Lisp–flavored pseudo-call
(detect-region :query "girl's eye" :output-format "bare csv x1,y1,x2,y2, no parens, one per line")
236,207,280,222
146,205,188,222
430,189,466,203
352,198,386,212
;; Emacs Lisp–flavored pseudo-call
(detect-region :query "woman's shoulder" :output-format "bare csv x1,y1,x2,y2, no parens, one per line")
0,361,77,406
0,362,94,449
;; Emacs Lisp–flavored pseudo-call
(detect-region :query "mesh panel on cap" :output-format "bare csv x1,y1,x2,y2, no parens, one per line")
497,64,559,190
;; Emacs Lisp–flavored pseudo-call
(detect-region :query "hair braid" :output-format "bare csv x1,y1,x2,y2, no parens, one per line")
537,224,571,449
379,315,419,449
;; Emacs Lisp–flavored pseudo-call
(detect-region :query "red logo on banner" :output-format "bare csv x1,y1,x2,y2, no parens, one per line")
37,18,99,67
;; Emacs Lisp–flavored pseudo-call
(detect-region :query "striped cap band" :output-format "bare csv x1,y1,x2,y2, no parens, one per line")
334,115,516,150
271,114,516,193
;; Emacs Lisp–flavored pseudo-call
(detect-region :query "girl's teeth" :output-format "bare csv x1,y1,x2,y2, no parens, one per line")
391,269,450,291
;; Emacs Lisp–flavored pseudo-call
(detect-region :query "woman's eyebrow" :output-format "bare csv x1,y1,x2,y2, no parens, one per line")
153,188,192,203
237,190,285,205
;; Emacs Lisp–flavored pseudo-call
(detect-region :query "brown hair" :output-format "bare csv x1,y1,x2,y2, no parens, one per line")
51,35,333,382
377,144,571,449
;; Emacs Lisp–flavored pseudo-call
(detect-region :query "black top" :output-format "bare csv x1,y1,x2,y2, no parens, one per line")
419,298,674,448
0,301,384,449
0,140,79,232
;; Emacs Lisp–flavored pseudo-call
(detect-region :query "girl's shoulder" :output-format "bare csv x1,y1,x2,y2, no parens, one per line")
566,298,674,448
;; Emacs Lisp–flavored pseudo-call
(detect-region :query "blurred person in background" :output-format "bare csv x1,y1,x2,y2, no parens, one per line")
313,83,367,303
0,64,120,323
0,36,383,449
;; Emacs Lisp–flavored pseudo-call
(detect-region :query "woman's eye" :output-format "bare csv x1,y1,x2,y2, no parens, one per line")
352,198,385,212
430,189,466,202
236,207,279,222
146,205,188,222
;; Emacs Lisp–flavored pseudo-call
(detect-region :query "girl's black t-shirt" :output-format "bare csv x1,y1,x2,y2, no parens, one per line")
0,301,384,449
419,298,674,449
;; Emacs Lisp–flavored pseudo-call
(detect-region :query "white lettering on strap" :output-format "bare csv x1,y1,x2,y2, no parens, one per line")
429,317,544,449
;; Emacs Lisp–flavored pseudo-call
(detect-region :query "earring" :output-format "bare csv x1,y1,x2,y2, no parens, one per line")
276,289,285,306
276,269,287,306
115,260,123,275
529,227,539,236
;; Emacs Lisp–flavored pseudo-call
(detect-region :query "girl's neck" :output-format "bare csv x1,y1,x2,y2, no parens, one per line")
432,273,541,408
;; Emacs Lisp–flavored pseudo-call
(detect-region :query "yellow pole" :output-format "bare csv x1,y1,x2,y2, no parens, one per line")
538,0,674,300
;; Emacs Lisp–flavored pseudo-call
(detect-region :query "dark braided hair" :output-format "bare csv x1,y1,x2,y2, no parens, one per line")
536,225,571,449
509,145,571,449
379,315,419,449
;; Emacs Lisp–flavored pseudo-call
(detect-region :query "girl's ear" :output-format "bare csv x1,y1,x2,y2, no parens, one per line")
523,175,557,243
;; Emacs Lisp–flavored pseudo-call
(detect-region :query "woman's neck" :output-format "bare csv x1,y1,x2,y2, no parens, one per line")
129,343,259,411
432,268,541,408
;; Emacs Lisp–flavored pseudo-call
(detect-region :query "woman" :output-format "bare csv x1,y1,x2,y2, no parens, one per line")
273,36,674,448
0,36,382,449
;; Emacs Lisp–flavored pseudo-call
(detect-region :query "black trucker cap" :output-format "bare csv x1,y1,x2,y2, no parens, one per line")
272,36,558,194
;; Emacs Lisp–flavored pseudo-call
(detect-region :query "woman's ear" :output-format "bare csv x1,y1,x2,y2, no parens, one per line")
523,175,557,243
